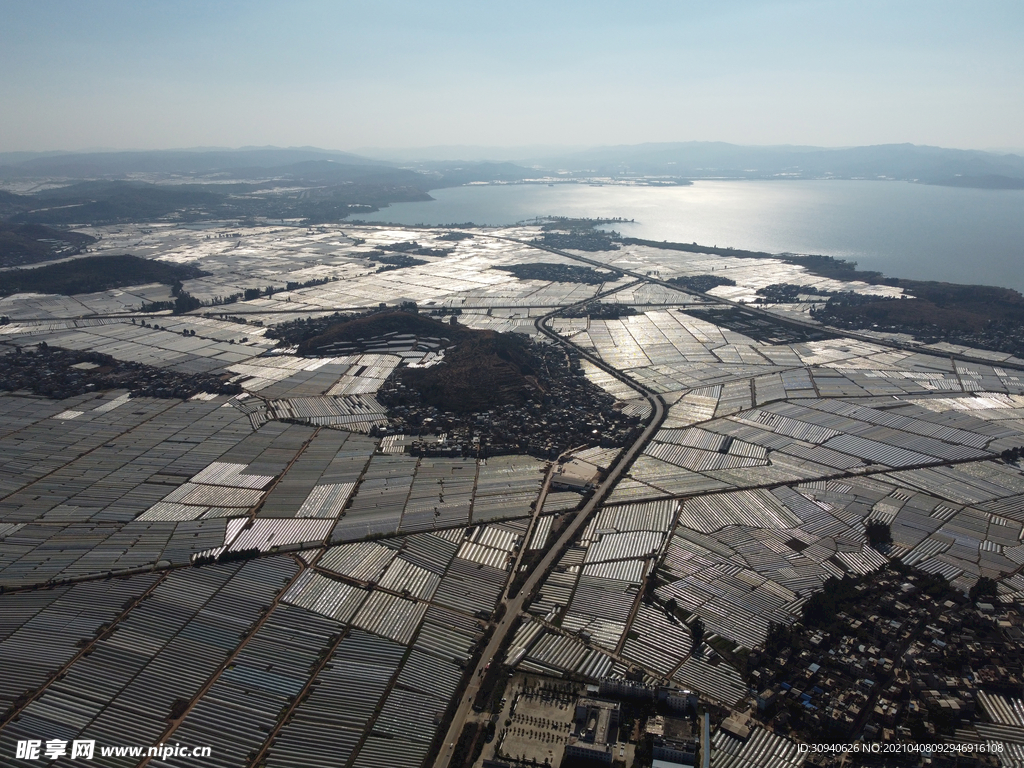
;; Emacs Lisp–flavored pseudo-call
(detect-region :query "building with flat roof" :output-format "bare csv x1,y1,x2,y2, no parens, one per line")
649,714,698,766
564,697,620,764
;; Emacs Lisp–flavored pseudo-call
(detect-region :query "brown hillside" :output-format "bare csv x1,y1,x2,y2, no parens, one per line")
398,332,541,413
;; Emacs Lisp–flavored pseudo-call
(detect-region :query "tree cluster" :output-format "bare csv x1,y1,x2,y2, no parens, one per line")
537,231,620,252
969,576,998,602
0,345,241,401
865,519,892,548
495,262,617,285
754,282,836,303
0,254,207,298
0,222,97,268
667,274,737,293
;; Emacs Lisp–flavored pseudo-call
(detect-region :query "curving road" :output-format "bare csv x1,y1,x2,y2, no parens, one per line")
431,305,667,768
494,234,1024,374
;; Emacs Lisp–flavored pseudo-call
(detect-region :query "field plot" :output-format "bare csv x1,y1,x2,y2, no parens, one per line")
0,518,522,768
569,310,1024,404
456,309,541,337
4,221,1024,764
513,501,681,677
566,241,904,304
332,454,544,542
2,319,270,374
606,279,709,308
0,386,526,584
651,451,1024,644
0,393,257,584
0,574,163,715
0,283,177,322
616,393,1024,506
0,558,300,761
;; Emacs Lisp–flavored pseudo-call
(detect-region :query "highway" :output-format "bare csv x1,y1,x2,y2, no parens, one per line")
492,233,1024,374
431,297,667,768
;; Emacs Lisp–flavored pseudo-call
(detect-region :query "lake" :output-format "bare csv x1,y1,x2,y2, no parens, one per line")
361,180,1024,292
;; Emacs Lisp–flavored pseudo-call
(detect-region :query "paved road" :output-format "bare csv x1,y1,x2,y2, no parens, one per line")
501,465,554,603
494,234,1024,374
431,307,667,768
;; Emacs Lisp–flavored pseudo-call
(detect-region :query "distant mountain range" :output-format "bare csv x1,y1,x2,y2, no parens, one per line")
0,150,537,230
1,142,1022,190
0,147,376,178
529,142,1024,188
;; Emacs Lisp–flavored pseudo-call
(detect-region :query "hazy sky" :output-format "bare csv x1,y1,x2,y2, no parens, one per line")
2,0,1022,153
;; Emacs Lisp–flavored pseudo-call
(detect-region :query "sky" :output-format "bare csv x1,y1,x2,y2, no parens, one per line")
2,0,1022,154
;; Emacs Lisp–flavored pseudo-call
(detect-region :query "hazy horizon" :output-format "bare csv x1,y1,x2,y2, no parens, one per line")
2,1,1022,154
2,140,1024,167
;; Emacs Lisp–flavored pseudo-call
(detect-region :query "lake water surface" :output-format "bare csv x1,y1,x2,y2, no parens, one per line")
362,180,1024,292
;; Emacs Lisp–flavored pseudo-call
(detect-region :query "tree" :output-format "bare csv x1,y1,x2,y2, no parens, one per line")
766,621,795,655
802,576,859,628
168,698,190,720
865,520,892,548
691,617,705,654
173,291,201,314
969,576,998,602
665,597,678,616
